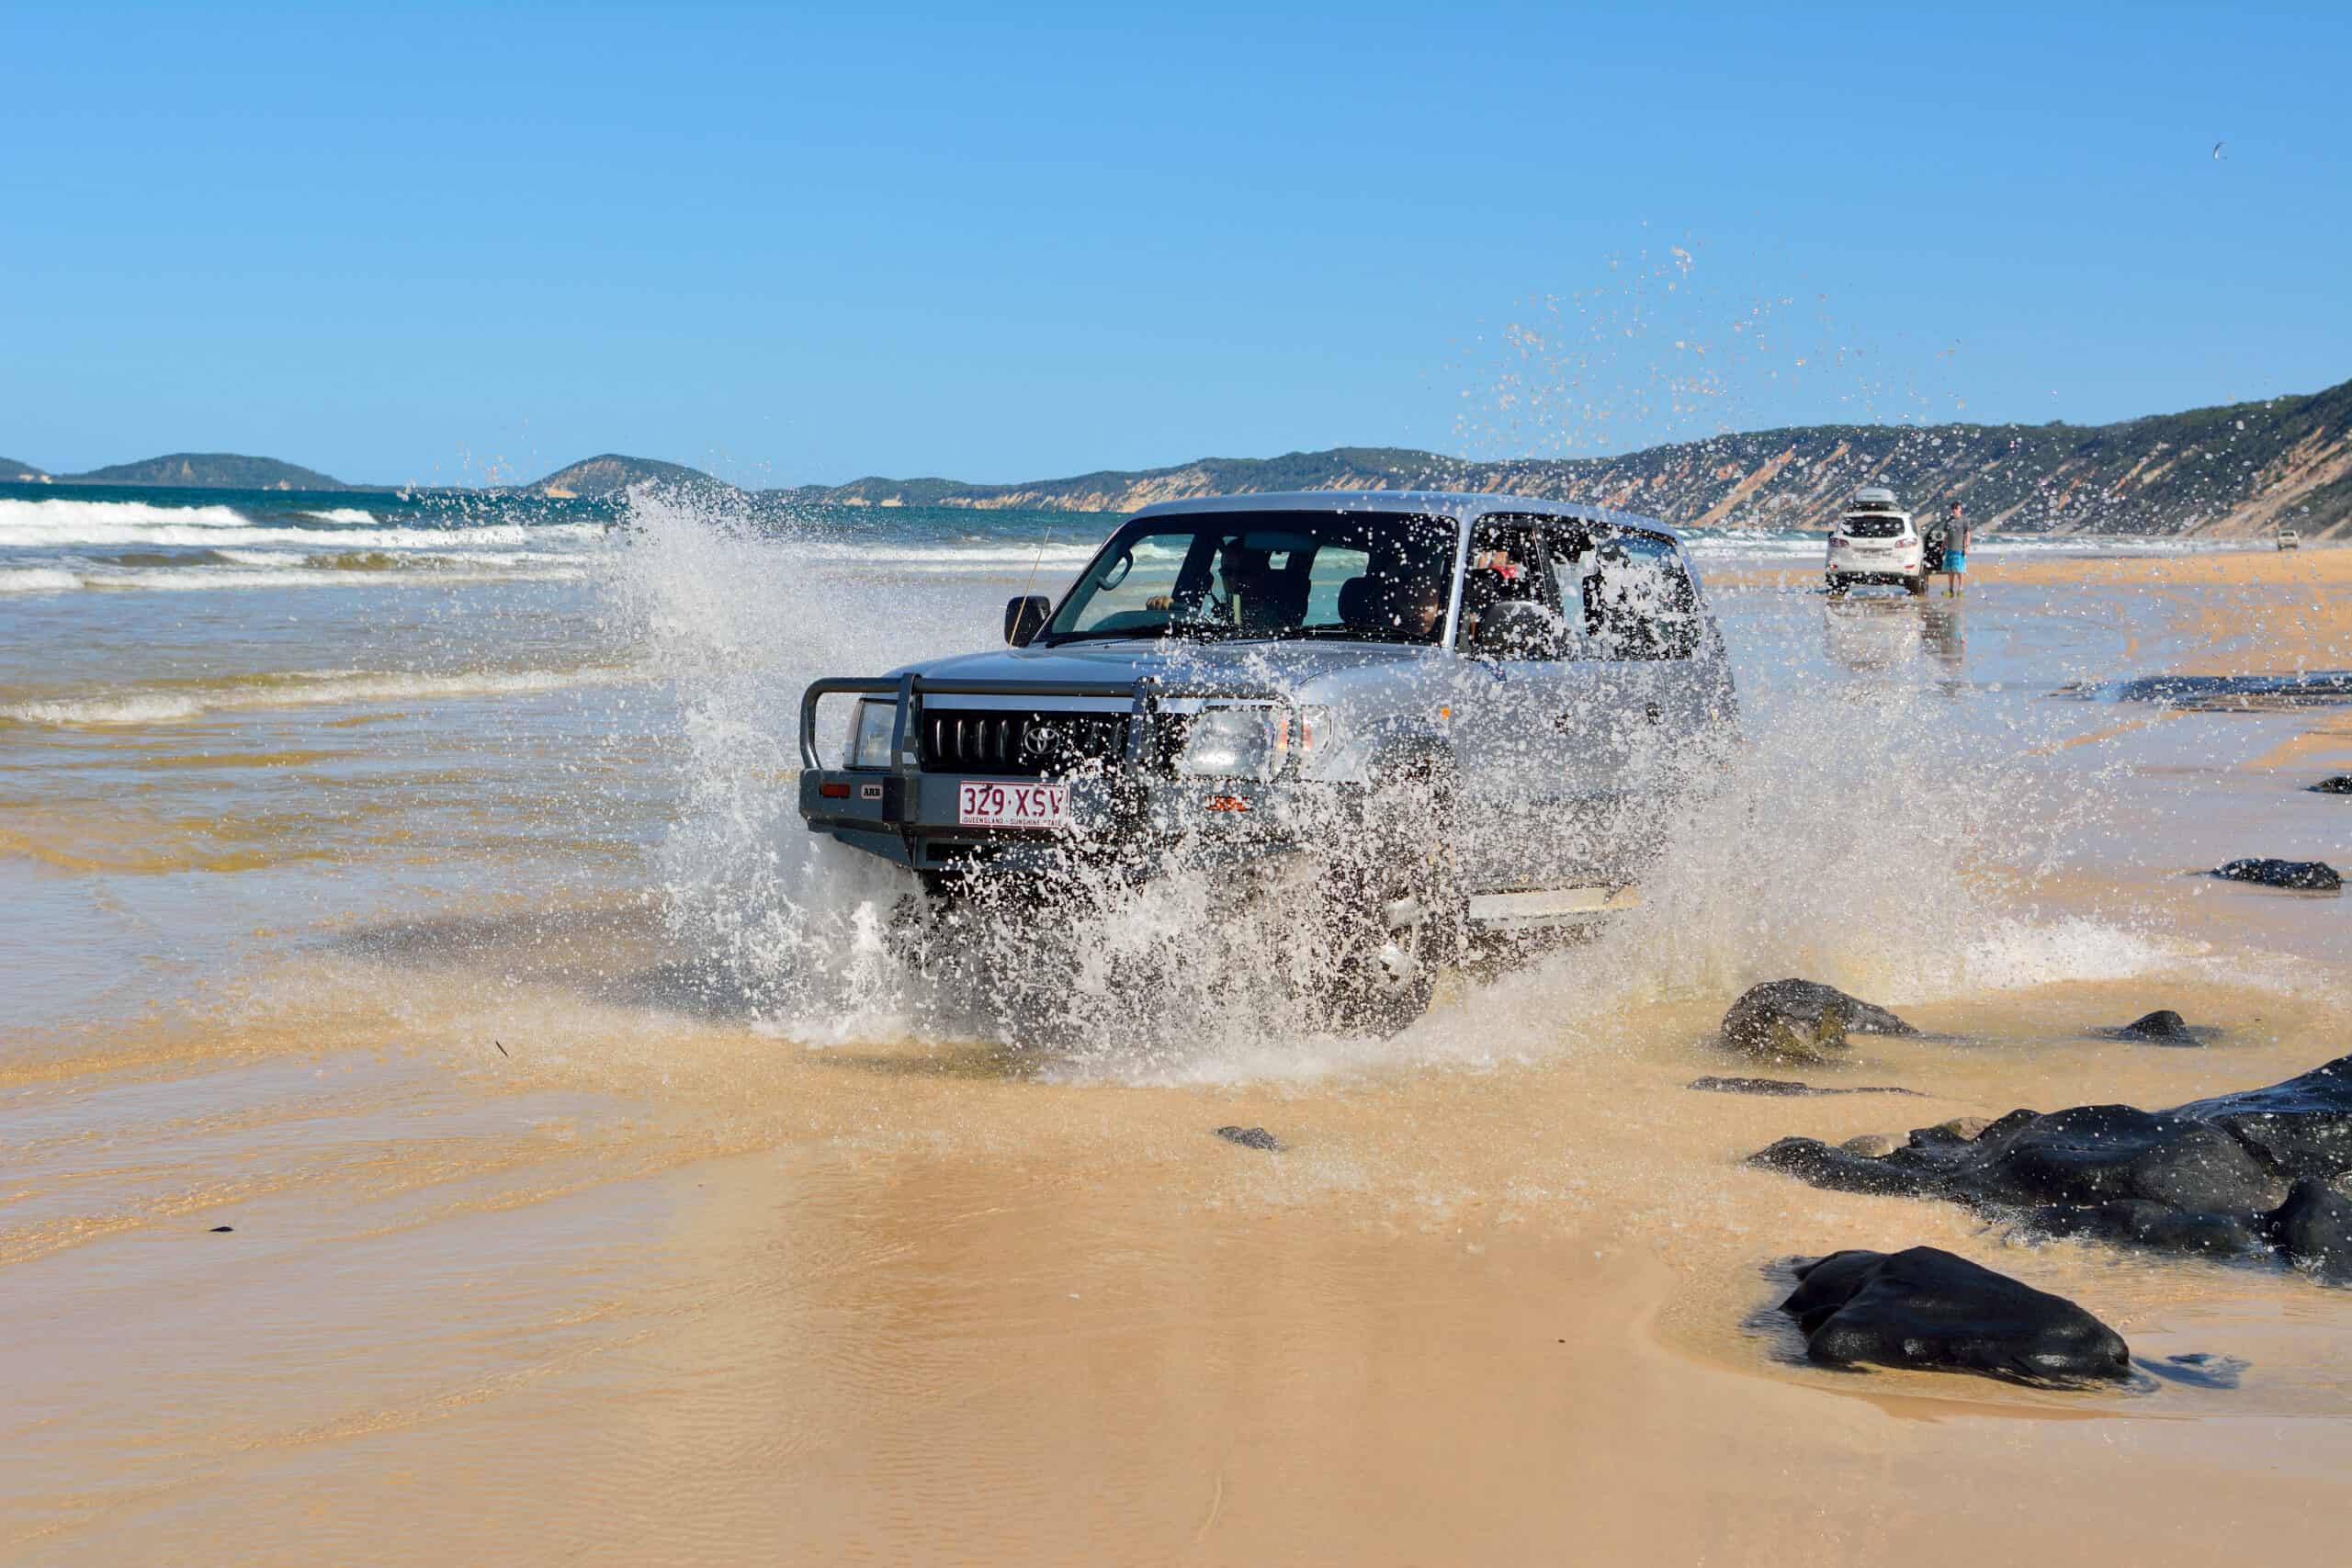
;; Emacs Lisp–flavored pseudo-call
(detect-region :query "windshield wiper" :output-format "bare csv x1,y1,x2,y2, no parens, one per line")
1045,624,1416,649
1040,626,1173,646
1279,626,1415,643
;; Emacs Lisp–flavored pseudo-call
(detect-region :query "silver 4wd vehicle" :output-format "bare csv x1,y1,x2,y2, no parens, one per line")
798,491,1737,1032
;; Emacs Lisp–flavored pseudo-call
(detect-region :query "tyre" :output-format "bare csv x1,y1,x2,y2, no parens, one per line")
1322,773,1459,1035
1906,575,1928,597
1826,573,1848,597
1329,874,1443,1034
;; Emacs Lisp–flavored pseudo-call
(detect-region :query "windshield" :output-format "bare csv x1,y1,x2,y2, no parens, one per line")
1042,512,1460,646
1842,514,1905,538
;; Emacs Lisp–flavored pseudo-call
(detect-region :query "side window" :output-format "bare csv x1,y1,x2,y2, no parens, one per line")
1061,531,1200,636
1461,521,1568,660
1575,529,1701,660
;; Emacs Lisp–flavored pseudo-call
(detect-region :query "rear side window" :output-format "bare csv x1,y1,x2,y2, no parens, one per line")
1561,528,1702,660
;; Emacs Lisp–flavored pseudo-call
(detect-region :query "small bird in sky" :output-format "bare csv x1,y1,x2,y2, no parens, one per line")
2211,141,2226,160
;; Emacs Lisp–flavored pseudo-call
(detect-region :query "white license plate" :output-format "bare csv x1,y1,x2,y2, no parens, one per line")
956,780,1070,829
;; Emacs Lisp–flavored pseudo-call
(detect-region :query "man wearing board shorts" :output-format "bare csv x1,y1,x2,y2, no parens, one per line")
1941,502,1969,595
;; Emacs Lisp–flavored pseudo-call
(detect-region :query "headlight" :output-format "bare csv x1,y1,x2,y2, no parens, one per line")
1174,703,1330,780
847,699,898,769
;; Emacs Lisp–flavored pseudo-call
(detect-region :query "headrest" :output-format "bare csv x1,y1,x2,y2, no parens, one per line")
1338,574,1382,626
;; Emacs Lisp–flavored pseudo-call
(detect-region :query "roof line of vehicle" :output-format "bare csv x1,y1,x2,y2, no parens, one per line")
1124,490,1684,540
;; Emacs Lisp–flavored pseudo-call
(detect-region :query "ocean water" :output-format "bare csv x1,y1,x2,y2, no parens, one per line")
0,478,2256,599
0,475,2319,1052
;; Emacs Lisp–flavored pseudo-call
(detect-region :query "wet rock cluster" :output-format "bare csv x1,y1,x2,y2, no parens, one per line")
1751,1051,2352,1282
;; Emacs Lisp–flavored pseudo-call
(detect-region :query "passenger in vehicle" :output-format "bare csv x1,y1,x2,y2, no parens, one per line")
1223,543,1318,632
1460,541,1541,646
1338,569,1451,642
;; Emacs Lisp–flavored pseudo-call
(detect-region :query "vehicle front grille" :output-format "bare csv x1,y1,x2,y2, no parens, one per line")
919,708,1129,777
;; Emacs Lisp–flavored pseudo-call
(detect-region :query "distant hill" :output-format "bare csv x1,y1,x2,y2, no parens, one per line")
526,453,734,498
63,453,348,491
806,378,2352,538
1,457,48,482
17,373,2346,535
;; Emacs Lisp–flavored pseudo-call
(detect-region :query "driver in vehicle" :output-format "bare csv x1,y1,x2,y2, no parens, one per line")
1215,544,1298,632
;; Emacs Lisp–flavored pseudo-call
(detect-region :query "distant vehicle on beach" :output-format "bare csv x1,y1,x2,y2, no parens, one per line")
1826,487,1928,596
2278,530,2301,551
795,491,1740,1032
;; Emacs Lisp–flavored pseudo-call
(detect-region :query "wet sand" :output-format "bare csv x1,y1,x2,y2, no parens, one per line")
8,535,2352,1563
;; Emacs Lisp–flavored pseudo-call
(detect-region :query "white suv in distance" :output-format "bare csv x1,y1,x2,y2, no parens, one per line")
1825,488,1926,596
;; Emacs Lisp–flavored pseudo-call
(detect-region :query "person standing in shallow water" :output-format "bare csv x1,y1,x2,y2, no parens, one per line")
1941,502,1969,595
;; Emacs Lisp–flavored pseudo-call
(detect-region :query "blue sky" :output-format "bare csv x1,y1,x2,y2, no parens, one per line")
4,2,2346,487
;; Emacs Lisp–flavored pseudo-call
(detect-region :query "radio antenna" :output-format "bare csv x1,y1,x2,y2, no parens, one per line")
1020,519,1053,615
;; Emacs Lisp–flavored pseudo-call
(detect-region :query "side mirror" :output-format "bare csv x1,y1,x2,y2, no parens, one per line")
1471,599,1567,660
1004,594,1051,648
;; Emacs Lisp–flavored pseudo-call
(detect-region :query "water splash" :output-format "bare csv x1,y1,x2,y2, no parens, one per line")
607,490,2143,1082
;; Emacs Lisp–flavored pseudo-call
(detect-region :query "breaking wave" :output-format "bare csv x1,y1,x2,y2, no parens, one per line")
0,567,83,594
2,666,632,726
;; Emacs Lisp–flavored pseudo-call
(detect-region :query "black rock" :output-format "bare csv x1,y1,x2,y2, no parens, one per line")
1749,1049,2352,1283
2263,1178,2352,1283
1780,1247,2130,1384
1214,1125,1284,1152
2026,1199,2266,1258
2310,776,2352,795
2095,1009,2212,1046
2173,1052,2352,1179
209,1225,234,1234
1973,1103,2277,1212
1688,1077,1923,1098
1719,979,1917,1065
2213,858,2343,892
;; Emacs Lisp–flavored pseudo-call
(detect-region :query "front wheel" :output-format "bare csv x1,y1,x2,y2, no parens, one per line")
1321,774,1461,1035
1327,874,1444,1034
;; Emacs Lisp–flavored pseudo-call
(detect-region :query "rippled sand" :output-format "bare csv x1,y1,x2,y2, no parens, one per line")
7,536,2352,1564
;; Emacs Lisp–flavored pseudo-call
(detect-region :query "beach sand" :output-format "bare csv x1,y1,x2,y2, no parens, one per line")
7,542,2352,1564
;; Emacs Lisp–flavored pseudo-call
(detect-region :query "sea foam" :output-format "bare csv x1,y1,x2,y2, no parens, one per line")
2,666,630,726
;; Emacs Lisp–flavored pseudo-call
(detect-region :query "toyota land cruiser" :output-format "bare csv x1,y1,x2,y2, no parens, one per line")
797,492,1738,1031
